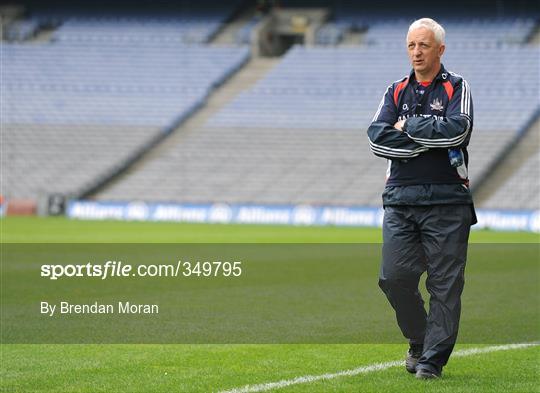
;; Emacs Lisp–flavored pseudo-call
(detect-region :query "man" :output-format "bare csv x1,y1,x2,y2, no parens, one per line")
367,18,476,379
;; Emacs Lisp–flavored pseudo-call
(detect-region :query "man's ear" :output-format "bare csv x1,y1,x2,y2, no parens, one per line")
438,44,446,58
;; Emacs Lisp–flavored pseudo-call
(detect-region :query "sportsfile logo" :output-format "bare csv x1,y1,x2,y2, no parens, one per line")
40,260,243,280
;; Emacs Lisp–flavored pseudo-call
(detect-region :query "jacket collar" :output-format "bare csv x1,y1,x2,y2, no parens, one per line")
408,64,448,84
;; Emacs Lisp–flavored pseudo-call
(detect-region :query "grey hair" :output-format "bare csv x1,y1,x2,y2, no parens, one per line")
408,18,445,44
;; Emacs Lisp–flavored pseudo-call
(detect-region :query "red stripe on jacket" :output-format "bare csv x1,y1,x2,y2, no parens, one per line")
393,78,409,106
442,81,454,100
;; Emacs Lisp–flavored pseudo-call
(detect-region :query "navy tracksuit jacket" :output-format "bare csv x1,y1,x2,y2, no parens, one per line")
368,64,476,215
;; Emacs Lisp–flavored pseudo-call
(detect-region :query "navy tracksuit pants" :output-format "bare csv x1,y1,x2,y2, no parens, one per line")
379,204,472,373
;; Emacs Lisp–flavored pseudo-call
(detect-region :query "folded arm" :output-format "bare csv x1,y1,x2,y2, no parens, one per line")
367,84,428,159
403,79,473,148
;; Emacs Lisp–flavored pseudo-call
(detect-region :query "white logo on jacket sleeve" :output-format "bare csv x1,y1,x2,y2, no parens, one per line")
430,98,444,111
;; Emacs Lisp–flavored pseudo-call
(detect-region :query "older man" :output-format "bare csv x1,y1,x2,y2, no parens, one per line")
367,18,476,379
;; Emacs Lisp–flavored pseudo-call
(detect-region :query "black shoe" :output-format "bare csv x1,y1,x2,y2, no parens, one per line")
415,367,441,379
405,345,423,374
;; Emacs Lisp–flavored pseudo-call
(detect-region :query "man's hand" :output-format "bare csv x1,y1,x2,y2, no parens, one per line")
394,120,405,131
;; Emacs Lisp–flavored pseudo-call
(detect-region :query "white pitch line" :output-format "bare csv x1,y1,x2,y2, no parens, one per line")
218,342,539,393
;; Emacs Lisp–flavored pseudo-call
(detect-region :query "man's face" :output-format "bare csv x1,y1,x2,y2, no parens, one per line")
406,27,445,77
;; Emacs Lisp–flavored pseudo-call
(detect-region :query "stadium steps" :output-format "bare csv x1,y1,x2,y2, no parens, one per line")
474,115,540,208
211,6,257,45
205,57,280,108
94,57,281,197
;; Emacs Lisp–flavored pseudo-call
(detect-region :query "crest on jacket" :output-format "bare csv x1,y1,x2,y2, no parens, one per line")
430,98,444,111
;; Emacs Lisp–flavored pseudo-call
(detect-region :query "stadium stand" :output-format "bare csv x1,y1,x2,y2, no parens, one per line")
95,126,381,205
1,125,161,199
3,42,248,126
483,149,540,210
291,0,538,46
2,1,539,212
198,44,537,205
49,13,230,44
473,115,540,209
1,11,249,200
13,1,242,44
208,45,539,132
363,18,536,47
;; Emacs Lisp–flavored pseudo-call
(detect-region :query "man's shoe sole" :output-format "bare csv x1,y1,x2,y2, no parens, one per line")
415,368,441,379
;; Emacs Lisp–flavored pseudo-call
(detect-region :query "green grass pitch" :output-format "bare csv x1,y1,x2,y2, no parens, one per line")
1,216,539,392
